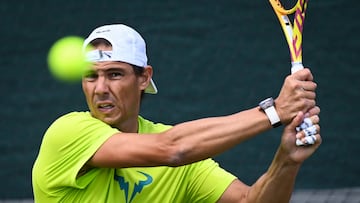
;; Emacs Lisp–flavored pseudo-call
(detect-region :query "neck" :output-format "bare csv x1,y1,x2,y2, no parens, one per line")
112,116,139,133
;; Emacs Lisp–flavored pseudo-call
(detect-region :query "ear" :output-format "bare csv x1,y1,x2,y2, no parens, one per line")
139,65,153,91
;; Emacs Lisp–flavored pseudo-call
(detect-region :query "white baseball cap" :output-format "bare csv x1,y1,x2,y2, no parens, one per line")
83,24,158,94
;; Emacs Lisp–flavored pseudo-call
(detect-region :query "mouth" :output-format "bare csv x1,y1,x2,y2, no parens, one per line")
96,102,115,112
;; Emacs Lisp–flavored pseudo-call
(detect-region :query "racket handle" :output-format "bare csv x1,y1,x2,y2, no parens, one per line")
291,62,304,74
291,62,310,146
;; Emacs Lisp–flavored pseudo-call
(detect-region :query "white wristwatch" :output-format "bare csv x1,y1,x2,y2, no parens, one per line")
259,97,281,128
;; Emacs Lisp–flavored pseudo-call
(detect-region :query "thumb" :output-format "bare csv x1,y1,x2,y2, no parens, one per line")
289,111,305,129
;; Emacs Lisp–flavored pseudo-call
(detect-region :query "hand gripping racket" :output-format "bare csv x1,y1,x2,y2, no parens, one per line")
269,0,316,146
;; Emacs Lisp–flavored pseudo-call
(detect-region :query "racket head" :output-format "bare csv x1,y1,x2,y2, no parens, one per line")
269,0,308,67
269,0,298,14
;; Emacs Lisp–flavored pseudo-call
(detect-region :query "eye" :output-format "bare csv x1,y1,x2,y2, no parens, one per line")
83,71,98,81
108,71,123,79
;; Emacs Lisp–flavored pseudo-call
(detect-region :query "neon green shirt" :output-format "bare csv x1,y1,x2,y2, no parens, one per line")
32,112,236,203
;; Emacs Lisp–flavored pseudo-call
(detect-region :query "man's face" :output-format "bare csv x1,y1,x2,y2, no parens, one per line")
82,46,145,129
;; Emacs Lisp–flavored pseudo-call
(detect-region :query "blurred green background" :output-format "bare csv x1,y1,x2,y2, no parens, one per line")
1,0,359,199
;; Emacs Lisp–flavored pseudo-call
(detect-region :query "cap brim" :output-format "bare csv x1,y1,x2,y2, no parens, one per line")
145,79,158,94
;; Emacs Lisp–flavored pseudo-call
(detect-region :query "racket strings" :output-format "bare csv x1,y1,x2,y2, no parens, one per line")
270,0,301,14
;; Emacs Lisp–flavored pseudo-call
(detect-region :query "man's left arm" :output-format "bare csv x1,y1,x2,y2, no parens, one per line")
218,111,321,203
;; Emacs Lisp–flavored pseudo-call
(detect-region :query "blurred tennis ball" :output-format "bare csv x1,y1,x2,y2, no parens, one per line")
47,36,90,82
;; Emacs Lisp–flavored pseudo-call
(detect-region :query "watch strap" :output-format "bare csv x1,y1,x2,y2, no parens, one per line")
264,106,281,128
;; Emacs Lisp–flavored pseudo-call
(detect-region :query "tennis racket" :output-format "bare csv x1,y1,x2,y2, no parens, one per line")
269,0,315,146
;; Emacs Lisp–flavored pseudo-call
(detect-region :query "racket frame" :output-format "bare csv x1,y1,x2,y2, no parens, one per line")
269,0,308,73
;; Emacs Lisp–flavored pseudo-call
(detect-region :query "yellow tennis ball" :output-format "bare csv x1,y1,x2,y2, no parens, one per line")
47,36,90,82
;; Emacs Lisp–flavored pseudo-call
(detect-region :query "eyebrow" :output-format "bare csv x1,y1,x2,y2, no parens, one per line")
103,67,126,72
90,67,132,76
90,65,128,71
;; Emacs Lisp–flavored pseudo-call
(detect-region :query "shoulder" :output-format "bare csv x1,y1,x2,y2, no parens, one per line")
49,111,105,131
56,111,94,123
44,111,117,144
138,116,173,133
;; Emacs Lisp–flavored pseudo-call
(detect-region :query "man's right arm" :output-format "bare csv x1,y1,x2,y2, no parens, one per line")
89,106,270,168
88,68,318,168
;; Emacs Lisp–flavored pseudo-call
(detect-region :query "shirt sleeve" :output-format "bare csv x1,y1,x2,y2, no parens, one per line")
35,112,119,189
185,158,237,202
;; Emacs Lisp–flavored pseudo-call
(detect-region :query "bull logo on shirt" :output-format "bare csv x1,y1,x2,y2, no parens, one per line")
114,171,153,203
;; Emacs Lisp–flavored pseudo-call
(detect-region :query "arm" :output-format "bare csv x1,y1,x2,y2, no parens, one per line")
89,107,271,168
89,68,317,168
218,111,321,203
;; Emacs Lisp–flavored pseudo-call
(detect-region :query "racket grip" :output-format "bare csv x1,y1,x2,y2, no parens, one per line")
291,62,304,74
291,62,311,146
291,62,313,146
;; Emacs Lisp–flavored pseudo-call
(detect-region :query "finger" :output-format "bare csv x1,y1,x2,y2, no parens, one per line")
285,111,305,133
292,68,314,81
290,111,305,129
315,134,322,146
296,138,306,146
304,99,316,112
296,124,320,139
303,125,317,136
305,106,320,117
300,81,317,92
303,90,316,100
295,89,316,105
309,115,320,125
304,135,317,145
296,117,314,131
300,134,322,146
292,89,316,114
296,136,315,146
296,115,319,131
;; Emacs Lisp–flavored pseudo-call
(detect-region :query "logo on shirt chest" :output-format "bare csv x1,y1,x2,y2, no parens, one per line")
114,171,153,203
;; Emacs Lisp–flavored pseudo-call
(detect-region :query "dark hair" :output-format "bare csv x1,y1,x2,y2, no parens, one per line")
132,65,146,99
90,38,112,47
132,65,145,76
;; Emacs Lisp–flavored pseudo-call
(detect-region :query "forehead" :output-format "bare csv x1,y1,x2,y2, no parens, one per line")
93,43,112,51
91,61,133,72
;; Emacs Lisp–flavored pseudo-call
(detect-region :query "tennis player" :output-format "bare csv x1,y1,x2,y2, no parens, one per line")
32,24,321,203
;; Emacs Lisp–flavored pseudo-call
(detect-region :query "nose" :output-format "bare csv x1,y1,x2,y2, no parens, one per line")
94,76,109,95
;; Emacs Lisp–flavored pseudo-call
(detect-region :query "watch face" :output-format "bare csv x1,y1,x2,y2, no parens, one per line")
260,98,274,109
